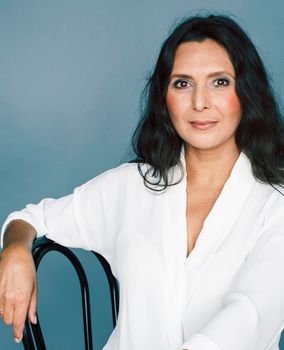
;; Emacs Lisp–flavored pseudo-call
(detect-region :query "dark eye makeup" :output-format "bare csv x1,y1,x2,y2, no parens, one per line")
171,76,232,89
173,79,190,88
212,77,231,87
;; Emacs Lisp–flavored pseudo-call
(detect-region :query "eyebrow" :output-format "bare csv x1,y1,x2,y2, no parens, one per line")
170,71,235,79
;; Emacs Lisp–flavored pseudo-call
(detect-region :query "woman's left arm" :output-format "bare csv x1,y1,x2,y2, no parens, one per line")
181,208,284,350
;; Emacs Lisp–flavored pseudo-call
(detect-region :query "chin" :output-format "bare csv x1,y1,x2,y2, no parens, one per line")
184,139,220,151
183,133,238,152
184,139,235,152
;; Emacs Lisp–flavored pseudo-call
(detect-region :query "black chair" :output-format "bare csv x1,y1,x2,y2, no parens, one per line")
22,237,119,350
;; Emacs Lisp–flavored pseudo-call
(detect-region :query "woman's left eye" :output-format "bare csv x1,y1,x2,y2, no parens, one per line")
212,78,230,87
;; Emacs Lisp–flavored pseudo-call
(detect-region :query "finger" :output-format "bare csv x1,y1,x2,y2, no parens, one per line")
3,301,14,326
0,296,4,315
28,286,37,324
13,303,29,343
0,303,4,318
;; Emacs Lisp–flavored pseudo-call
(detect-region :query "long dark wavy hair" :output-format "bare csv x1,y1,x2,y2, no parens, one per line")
131,14,284,191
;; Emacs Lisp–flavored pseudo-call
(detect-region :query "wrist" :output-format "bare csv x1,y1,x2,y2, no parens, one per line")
2,242,33,257
3,220,37,251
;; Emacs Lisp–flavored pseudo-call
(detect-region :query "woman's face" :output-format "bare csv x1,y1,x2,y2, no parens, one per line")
166,39,242,153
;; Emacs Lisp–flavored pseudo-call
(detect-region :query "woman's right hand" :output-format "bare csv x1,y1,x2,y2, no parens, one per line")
0,243,38,343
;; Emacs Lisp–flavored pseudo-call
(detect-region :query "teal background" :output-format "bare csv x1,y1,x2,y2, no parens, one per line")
0,0,283,349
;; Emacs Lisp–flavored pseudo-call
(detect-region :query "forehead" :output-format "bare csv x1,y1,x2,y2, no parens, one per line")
172,39,235,74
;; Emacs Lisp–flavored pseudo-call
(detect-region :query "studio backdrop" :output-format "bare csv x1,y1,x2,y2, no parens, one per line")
0,0,283,349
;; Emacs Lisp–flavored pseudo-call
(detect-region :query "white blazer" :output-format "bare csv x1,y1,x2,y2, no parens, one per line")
2,151,284,350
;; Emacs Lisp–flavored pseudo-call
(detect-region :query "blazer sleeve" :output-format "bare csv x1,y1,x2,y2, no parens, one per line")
181,202,284,350
0,167,123,261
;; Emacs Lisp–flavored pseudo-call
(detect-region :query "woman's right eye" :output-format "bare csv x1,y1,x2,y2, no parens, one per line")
173,79,190,89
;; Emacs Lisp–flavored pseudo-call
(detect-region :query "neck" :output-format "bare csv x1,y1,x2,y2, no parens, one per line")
185,144,240,187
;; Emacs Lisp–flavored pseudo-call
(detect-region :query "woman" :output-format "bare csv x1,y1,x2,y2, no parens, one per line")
1,14,284,350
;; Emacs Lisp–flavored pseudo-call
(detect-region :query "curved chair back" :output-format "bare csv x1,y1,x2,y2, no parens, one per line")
22,237,119,350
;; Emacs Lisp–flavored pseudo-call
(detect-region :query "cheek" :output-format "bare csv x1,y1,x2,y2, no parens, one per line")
165,92,176,115
229,93,242,113
218,92,242,121
166,91,187,119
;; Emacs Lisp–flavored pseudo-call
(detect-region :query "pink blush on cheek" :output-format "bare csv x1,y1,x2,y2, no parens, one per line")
218,92,242,118
228,93,241,110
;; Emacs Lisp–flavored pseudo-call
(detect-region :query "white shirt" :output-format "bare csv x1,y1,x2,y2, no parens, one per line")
2,151,284,350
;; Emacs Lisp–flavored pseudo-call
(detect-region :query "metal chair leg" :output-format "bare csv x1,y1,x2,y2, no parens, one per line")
23,238,119,350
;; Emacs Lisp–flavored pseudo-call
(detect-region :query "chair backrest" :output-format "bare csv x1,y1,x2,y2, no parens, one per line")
22,237,119,350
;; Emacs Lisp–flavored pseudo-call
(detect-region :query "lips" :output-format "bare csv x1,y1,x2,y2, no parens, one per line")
189,120,218,130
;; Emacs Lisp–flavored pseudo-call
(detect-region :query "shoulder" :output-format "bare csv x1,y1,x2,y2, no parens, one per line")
240,152,284,214
254,179,284,208
236,152,284,229
253,181,284,228
75,162,142,195
265,184,284,214
94,162,140,185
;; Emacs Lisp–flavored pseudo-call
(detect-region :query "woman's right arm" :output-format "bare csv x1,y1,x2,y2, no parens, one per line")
0,164,128,343
0,219,38,344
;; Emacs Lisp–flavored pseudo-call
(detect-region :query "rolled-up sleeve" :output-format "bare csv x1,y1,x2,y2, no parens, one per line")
181,208,284,350
1,171,114,259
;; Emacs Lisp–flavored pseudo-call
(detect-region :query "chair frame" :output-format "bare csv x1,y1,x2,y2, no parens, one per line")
22,237,119,350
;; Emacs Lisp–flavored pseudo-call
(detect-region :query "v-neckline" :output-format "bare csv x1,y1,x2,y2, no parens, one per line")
160,148,257,350
185,182,226,257
180,150,256,262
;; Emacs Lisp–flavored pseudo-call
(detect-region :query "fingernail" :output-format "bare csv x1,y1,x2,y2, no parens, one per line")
33,315,37,324
14,338,21,344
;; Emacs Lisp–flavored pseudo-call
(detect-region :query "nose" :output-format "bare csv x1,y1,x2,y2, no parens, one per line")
192,85,210,111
